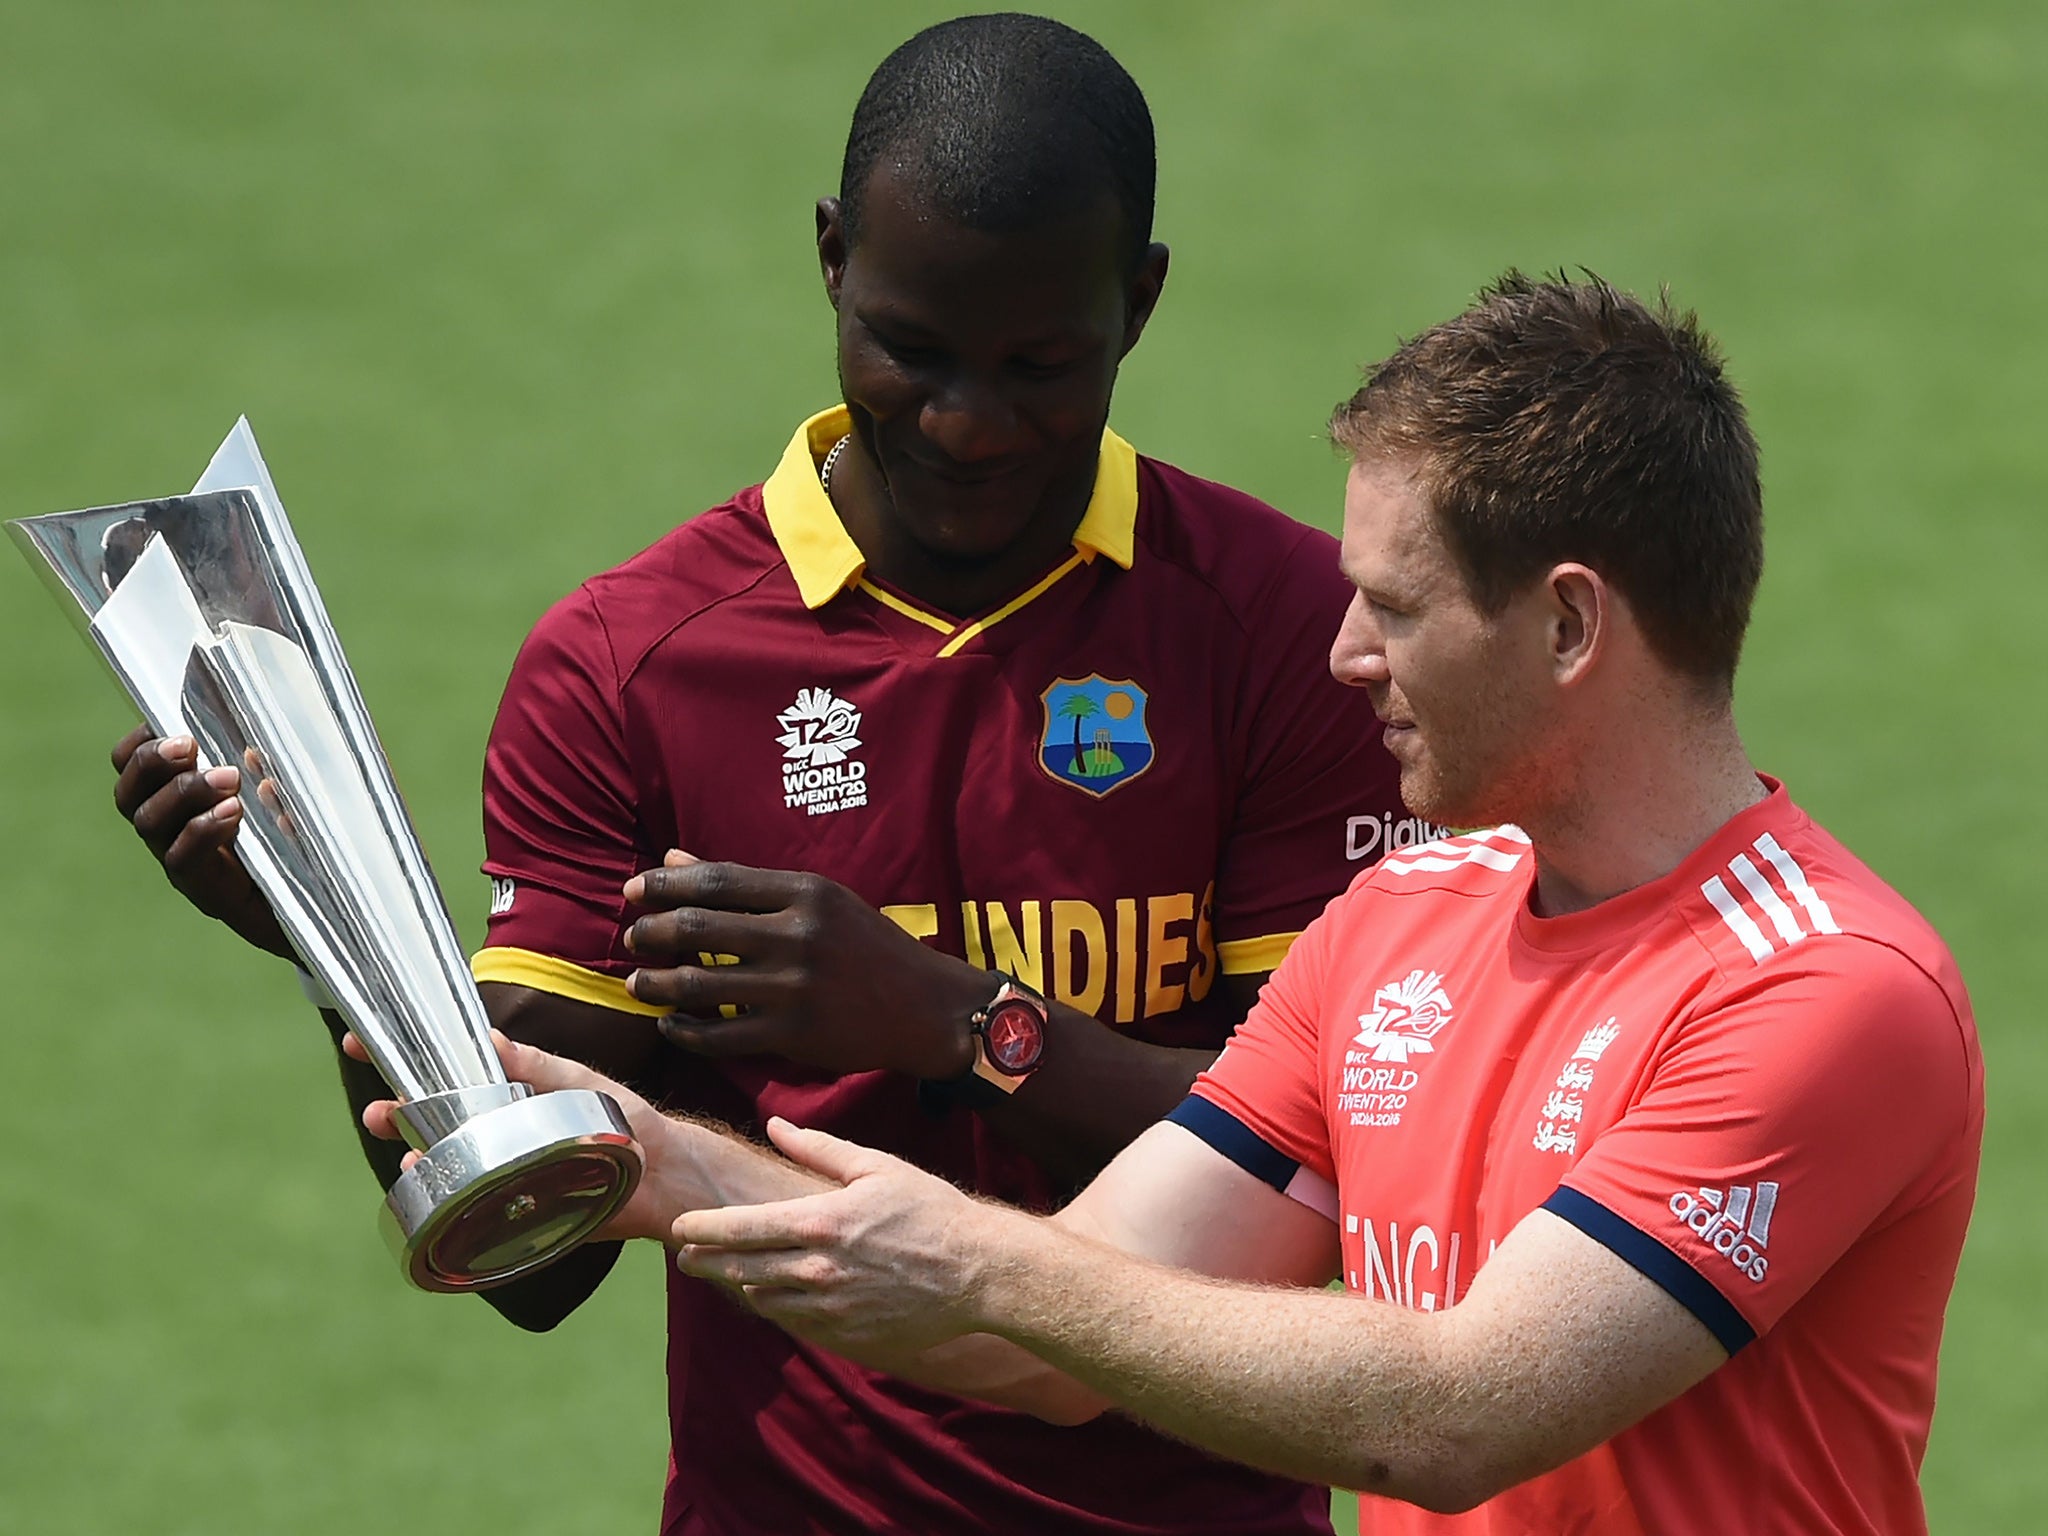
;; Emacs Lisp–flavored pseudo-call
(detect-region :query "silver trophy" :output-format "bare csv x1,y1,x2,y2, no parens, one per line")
8,420,642,1292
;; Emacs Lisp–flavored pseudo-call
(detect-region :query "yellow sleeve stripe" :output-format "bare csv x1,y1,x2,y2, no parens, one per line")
1217,932,1300,976
470,947,670,1017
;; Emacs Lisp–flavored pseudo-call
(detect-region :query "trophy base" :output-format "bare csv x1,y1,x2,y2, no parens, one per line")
380,1089,641,1292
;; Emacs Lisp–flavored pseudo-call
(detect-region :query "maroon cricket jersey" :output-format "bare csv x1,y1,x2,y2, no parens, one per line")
475,409,1414,1536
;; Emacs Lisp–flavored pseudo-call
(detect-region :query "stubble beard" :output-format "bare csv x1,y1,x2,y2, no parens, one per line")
1395,723,1533,834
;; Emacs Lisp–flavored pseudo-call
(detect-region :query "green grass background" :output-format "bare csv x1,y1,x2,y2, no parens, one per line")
2,2,2040,1530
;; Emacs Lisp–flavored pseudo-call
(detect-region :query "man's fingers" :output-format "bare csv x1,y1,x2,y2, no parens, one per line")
674,1192,839,1251
675,1244,846,1292
623,906,779,963
362,1097,401,1140
765,1116,888,1186
158,797,245,877
341,1030,369,1063
128,763,239,856
113,734,208,824
489,1028,613,1100
622,859,812,915
629,957,796,1012
360,1105,440,1170
369,1033,630,1140
110,724,154,773
662,848,701,868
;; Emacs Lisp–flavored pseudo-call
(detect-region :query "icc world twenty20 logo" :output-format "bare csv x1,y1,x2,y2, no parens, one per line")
1353,969,1454,1063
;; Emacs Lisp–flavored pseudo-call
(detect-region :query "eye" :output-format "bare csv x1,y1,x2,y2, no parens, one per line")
861,320,943,367
1010,353,1084,381
877,335,941,366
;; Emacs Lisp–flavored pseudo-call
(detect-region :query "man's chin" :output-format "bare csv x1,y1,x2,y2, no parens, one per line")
1398,767,1484,833
896,505,1042,566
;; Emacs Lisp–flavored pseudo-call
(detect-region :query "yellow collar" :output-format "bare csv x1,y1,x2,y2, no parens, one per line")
762,406,1139,611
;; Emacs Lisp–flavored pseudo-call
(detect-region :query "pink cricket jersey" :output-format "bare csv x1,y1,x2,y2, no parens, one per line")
1180,781,1981,1534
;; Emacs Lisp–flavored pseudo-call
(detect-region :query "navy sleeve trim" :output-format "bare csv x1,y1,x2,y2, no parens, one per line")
1166,1095,1300,1194
1542,1186,1756,1356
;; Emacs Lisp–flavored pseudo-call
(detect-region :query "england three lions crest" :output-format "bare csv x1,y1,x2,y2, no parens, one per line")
1353,969,1454,1062
1038,675,1153,798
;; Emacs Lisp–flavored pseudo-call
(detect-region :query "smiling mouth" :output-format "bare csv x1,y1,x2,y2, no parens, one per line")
901,453,1029,487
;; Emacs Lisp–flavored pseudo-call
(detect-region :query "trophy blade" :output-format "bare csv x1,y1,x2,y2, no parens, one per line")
8,423,500,1090
192,416,279,502
183,622,497,1099
87,532,213,738
186,423,499,1073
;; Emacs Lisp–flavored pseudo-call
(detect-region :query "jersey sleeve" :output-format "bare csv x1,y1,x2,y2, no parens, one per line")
1211,539,1406,975
1171,891,1345,1216
1544,941,1974,1353
474,586,653,990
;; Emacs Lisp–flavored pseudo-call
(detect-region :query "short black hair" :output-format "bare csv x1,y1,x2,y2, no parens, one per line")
1332,271,1764,691
839,14,1156,276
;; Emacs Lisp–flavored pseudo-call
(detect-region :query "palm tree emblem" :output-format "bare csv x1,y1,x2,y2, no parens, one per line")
1058,692,1099,774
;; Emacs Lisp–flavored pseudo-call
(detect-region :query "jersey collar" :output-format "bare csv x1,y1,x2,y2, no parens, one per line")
762,406,1138,611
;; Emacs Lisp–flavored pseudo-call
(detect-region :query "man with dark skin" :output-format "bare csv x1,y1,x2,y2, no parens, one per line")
110,15,1408,1535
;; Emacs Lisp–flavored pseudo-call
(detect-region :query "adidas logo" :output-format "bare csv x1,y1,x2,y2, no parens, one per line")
1668,1182,1777,1284
1700,832,1839,965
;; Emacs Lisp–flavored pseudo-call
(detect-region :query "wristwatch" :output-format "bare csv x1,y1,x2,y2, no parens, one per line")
967,975,1048,1092
920,974,1048,1112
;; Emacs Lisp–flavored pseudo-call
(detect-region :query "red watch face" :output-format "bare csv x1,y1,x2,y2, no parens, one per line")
982,999,1045,1074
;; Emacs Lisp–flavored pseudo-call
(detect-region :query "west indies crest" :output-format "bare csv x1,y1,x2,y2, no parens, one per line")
1038,675,1154,798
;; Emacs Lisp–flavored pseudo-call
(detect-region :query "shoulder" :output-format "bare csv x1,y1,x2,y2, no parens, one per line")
521,487,789,685
1674,809,1978,1100
1680,807,1970,1009
1130,455,1348,631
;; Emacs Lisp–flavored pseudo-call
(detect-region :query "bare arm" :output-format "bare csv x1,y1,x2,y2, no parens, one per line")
963,1204,1722,1509
675,1122,1727,1512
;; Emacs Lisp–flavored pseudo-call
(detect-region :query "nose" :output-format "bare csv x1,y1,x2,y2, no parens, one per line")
919,375,1026,465
1328,591,1390,688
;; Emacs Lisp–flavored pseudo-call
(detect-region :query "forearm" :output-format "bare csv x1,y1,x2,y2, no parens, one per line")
657,1114,835,1215
971,1212,1485,1509
863,1331,1110,1425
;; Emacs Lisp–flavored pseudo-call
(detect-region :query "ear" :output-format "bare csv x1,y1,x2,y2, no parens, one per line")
1118,241,1171,357
817,197,848,311
1545,563,1607,686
